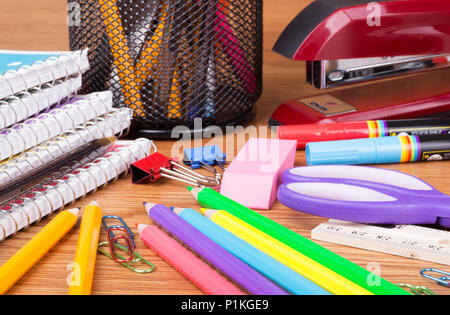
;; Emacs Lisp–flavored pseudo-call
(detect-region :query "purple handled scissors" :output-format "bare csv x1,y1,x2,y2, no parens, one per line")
277,165,450,228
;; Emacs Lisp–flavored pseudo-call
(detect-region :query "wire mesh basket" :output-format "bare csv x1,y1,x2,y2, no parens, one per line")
69,0,263,138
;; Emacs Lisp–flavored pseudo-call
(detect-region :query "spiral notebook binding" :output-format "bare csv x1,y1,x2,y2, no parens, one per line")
0,49,89,100
0,138,155,241
50,50,86,84
46,57,71,85
0,107,134,187
0,91,113,161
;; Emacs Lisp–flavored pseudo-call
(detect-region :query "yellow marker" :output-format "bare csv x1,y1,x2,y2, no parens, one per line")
0,209,80,295
203,209,373,295
98,0,144,115
68,202,103,295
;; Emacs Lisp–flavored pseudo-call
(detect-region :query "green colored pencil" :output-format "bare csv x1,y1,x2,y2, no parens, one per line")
187,186,410,295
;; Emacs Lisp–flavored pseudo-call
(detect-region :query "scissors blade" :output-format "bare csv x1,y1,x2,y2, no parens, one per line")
278,166,450,227
283,165,435,192
278,182,443,226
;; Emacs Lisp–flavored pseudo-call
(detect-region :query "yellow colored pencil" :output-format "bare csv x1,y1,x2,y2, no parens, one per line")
203,209,373,295
98,0,144,115
0,208,80,295
68,202,103,295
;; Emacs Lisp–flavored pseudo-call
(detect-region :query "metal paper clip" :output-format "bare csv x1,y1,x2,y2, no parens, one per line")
102,215,136,263
98,242,156,274
107,226,135,263
183,145,226,171
397,283,437,295
420,268,450,287
130,152,221,189
102,215,136,249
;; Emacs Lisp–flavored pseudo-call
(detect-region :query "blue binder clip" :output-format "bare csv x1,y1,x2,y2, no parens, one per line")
183,145,226,170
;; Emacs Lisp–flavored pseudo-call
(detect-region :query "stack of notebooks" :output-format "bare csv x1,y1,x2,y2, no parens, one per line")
0,49,153,241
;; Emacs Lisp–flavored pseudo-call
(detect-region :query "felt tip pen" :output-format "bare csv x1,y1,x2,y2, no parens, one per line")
306,134,450,165
277,118,450,149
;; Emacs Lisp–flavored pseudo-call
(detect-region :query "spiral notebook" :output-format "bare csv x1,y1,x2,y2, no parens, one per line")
0,91,114,162
0,49,89,100
0,75,82,130
0,107,133,187
0,138,154,241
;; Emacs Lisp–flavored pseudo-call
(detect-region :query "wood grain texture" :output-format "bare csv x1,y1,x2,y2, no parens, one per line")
0,0,449,295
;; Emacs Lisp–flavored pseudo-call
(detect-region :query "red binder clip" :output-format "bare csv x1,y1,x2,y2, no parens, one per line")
131,152,221,189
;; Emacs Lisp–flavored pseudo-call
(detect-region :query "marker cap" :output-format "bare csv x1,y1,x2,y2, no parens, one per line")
306,136,403,165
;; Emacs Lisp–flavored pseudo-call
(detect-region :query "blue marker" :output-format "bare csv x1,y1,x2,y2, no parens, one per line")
173,207,331,295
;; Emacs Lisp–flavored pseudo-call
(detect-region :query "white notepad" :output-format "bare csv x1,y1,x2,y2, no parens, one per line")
0,49,89,100
0,91,114,162
0,107,134,187
0,75,82,129
0,138,154,241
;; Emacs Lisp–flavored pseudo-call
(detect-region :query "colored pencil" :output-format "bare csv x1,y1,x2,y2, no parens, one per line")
68,201,103,295
188,187,409,295
0,209,79,295
143,202,288,295
138,224,245,295
174,207,331,295
203,209,372,295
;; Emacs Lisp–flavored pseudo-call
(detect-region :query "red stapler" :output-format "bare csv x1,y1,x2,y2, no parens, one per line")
269,0,450,126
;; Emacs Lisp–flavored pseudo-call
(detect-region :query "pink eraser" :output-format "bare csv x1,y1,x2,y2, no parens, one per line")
220,138,297,209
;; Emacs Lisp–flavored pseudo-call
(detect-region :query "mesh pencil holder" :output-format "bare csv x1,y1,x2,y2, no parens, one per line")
69,0,263,139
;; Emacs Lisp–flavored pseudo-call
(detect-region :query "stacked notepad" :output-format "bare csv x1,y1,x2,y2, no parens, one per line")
0,49,89,124
0,49,149,241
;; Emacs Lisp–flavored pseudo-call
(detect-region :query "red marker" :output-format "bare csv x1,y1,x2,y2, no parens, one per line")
277,118,450,149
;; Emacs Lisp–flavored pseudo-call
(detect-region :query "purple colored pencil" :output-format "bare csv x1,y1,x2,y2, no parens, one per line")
143,202,288,295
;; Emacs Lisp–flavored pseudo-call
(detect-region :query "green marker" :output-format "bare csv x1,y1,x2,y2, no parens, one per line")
187,186,410,295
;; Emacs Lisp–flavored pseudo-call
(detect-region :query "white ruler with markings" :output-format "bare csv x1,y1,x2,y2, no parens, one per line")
311,220,450,266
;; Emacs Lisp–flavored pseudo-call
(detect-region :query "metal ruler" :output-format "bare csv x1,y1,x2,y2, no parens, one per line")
311,220,450,266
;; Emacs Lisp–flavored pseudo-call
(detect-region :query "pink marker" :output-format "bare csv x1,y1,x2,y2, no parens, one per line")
138,224,245,295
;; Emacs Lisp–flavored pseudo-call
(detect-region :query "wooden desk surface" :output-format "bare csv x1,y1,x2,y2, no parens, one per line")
0,0,448,295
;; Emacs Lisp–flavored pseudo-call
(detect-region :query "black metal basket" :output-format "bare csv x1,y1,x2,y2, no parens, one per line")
68,0,263,139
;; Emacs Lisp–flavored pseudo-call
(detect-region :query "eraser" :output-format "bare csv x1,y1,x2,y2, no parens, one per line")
220,138,297,209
